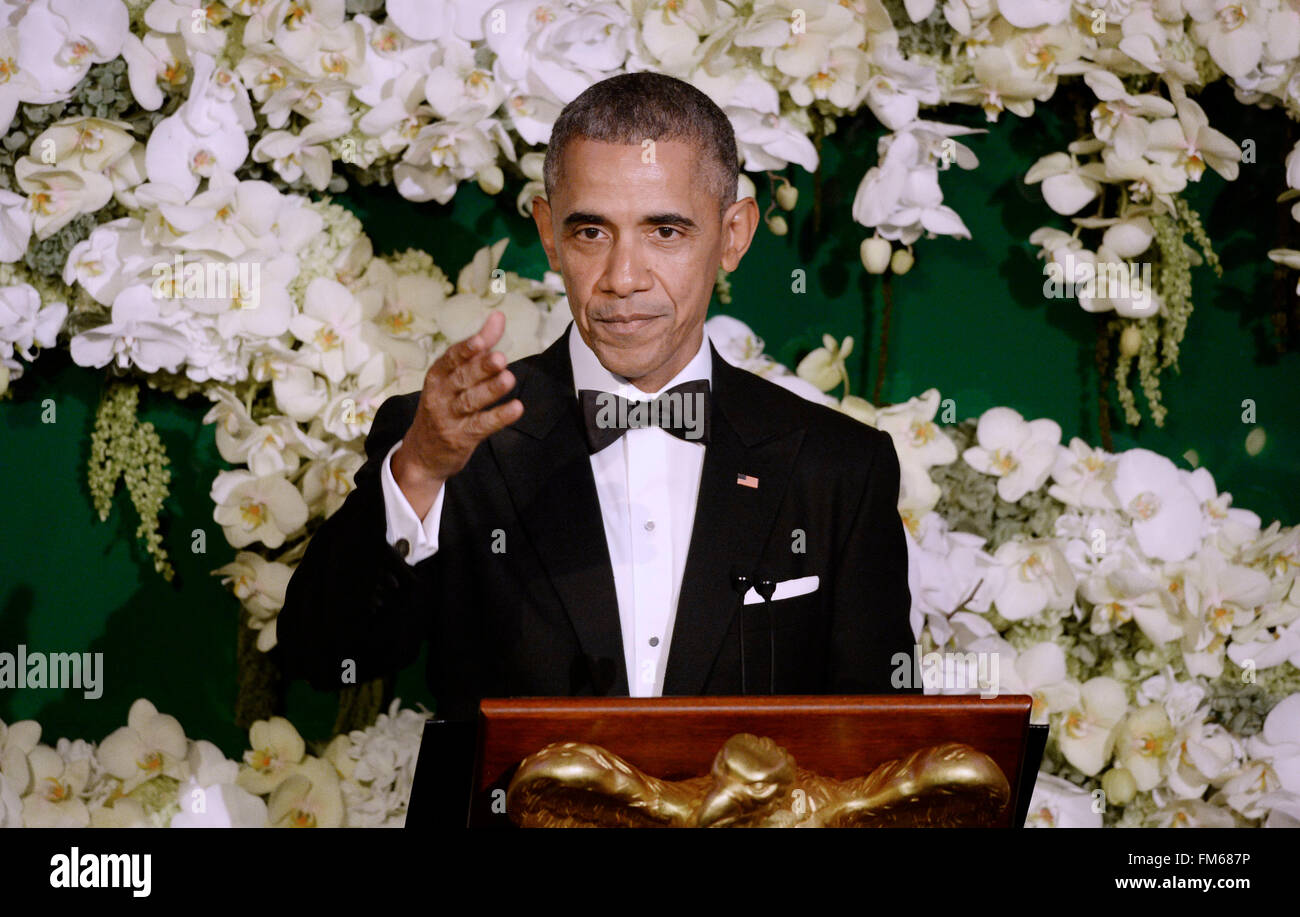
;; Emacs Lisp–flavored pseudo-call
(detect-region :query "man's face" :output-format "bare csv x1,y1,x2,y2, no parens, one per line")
533,137,758,393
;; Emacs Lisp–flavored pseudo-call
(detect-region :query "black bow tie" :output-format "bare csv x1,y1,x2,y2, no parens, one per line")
578,379,711,454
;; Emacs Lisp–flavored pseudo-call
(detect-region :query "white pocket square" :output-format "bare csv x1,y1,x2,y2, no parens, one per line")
743,574,819,605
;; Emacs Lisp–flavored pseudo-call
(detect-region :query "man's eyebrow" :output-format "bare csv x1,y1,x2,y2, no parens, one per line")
562,211,698,230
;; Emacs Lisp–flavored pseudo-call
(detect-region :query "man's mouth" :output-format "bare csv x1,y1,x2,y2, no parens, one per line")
594,314,662,333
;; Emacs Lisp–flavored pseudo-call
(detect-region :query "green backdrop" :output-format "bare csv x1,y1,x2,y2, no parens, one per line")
3,82,1297,760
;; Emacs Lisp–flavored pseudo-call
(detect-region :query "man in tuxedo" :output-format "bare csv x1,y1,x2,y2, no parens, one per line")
275,72,917,720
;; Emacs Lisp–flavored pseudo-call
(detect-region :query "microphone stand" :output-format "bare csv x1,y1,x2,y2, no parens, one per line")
729,567,751,694
755,577,776,694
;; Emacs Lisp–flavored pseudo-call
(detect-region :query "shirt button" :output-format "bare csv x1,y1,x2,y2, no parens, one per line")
644,520,655,532
649,636,659,647
394,538,410,558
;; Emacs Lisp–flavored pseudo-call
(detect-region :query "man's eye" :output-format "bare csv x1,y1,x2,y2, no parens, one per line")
577,228,600,240
655,226,679,239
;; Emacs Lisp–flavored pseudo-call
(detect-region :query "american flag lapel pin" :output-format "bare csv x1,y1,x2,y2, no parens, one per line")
736,472,759,489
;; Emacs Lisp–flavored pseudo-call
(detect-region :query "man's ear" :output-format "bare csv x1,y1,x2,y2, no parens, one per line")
532,195,559,272
720,195,760,273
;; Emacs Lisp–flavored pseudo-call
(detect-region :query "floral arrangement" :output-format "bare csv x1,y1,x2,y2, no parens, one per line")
4,311,1295,827
716,316,1300,828
0,697,427,827
0,0,1296,827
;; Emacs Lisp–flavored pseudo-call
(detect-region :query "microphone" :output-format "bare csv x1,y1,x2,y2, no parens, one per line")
729,566,752,695
755,577,776,694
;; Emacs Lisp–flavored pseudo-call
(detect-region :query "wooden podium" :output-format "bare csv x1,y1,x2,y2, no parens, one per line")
406,694,1046,828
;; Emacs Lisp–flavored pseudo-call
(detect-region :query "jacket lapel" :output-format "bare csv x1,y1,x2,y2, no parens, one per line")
661,346,805,696
487,329,628,696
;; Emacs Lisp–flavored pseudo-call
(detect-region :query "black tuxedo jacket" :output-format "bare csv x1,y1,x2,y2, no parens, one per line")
275,327,918,719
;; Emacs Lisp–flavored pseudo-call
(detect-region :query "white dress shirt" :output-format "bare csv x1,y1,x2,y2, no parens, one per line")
379,323,711,697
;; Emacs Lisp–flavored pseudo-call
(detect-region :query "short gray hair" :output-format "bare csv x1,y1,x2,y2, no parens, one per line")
542,72,739,220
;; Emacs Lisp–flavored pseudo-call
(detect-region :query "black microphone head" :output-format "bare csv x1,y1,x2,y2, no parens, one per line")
729,565,751,596
755,577,776,602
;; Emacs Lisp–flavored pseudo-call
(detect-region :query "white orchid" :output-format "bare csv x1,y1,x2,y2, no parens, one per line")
237,715,306,797
875,389,959,512
1184,0,1278,79
1049,437,1116,509
963,406,1062,502
1176,548,1272,676
949,44,1056,121
300,446,364,520
289,276,371,382
1084,70,1176,161
144,55,253,199
904,511,995,644
1218,694,1300,824
424,35,506,120
711,71,819,173
1144,95,1242,183
20,745,91,827
171,740,267,828
1184,465,1262,550
0,283,66,361
796,333,853,393
144,0,230,57
210,469,309,549
10,0,130,112
1058,676,1128,776
986,537,1076,621
853,131,972,242
394,115,513,204
1114,703,1175,791
212,551,294,651
1025,772,1103,826
1081,556,1181,642
97,698,189,794
269,357,331,423
1111,448,1204,562
268,755,344,827
14,162,115,240
1024,151,1105,215
992,640,1080,724
68,283,189,374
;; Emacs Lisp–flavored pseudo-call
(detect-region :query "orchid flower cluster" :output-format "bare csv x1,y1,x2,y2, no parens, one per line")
0,697,429,827
0,0,1290,405
708,314,1299,828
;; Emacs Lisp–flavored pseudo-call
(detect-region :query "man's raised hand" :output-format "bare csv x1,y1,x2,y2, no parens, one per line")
390,311,523,517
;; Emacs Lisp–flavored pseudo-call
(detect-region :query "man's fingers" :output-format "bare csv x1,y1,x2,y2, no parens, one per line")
430,311,507,382
466,398,523,438
447,347,507,393
477,310,506,351
452,369,515,416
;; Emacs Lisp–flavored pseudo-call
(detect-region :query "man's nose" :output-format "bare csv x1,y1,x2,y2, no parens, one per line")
598,235,654,297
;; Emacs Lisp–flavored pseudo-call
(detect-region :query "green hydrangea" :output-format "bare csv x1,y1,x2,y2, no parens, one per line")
288,197,366,302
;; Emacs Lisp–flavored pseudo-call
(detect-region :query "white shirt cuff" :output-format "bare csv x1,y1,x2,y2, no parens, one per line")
380,439,445,565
